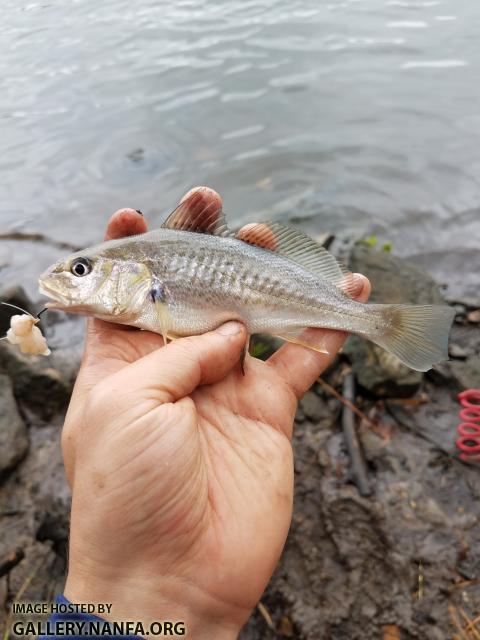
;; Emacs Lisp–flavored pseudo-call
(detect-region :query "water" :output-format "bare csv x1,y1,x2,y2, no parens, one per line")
1,0,479,301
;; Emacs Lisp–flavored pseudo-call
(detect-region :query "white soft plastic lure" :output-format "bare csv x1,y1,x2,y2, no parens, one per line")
1,303,50,356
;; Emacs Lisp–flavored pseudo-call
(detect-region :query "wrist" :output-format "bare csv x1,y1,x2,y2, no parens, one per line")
64,569,243,640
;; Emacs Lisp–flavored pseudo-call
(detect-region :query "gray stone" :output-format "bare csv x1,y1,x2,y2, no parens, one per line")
344,244,448,397
349,244,445,306
449,343,470,359
0,374,28,478
0,343,72,420
345,335,423,397
300,390,329,422
447,357,480,391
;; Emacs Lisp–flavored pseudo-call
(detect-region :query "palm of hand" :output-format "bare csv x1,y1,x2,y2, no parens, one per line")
65,320,296,622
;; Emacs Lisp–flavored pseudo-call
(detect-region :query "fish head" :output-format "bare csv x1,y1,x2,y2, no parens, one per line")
39,247,151,318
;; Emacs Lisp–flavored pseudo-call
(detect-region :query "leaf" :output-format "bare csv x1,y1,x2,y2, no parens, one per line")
360,235,378,248
382,241,393,253
250,342,270,359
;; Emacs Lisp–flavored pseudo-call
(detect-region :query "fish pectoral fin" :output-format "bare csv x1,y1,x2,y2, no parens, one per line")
275,327,331,354
150,278,172,346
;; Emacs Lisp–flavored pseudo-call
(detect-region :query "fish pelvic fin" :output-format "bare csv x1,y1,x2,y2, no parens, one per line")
369,304,455,372
275,327,330,354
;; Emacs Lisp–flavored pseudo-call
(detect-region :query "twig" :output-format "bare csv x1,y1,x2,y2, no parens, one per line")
341,373,372,497
317,376,378,430
450,605,470,640
459,608,480,640
450,579,480,591
0,549,24,579
257,602,276,632
465,615,480,635
417,561,424,599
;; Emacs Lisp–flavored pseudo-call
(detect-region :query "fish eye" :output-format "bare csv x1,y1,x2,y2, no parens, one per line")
70,257,93,277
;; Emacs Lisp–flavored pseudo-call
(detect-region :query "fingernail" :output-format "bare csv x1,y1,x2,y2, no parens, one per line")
135,209,143,216
215,321,243,336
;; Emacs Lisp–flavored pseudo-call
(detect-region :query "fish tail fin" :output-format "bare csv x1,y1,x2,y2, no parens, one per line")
370,304,455,372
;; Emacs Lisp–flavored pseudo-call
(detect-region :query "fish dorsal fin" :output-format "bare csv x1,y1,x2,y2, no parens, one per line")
235,222,357,296
162,191,230,236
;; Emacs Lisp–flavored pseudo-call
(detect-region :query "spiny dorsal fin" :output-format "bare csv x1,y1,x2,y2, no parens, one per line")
235,222,357,297
162,191,230,236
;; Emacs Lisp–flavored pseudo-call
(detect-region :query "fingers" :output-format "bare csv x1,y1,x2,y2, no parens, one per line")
268,274,371,399
347,273,371,303
118,322,247,403
180,185,222,211
104,207,148,241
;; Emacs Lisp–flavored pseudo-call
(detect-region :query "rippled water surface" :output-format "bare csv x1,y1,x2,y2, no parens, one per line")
1,0,479,299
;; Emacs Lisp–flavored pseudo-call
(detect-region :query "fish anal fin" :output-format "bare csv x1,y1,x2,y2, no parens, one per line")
162,191,230,236
276,327,330,355
235,221,355,296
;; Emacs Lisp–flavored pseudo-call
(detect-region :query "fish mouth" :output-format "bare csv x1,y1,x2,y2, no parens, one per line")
38,280,93,315
38,281,73,310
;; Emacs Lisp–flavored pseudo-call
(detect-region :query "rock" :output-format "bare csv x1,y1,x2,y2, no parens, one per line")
449,343,470,360
300,390,329,423
453,304,466,318
344,244,448,397
447,357,480,391
0,342,72,420
6,540,63,603
20,423,71,559
0,374,28,479
295,404,306,424
345,336,423,397
349,244,445,306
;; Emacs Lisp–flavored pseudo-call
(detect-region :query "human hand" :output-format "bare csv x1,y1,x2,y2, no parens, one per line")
62,187,371,638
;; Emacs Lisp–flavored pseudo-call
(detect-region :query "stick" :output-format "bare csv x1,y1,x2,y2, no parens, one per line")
257,602,275,631
0,548,24,579
341,373,372,497
317,376,378,430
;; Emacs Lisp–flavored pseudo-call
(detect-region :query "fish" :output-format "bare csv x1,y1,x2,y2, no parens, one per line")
38,192,455,372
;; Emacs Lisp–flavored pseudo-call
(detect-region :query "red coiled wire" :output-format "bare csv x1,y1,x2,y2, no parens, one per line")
456,389,480,463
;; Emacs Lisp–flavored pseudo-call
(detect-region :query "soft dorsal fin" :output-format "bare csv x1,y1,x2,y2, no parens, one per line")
162,191,230,236
236,222,357,296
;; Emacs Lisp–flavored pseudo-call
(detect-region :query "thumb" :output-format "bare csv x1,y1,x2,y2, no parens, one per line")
119,322,247,402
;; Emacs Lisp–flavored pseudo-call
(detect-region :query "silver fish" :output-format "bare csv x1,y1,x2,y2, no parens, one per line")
38,193,454,371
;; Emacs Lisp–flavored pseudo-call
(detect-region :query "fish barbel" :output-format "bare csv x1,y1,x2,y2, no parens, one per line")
38,193,454,371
